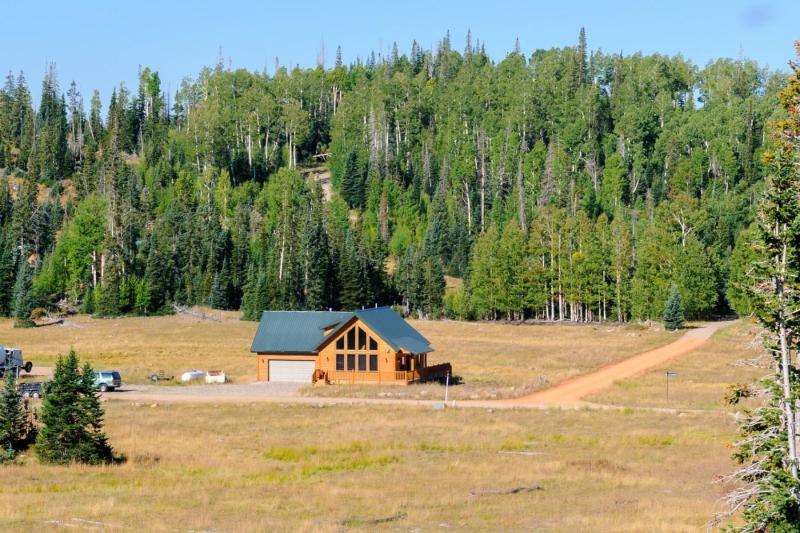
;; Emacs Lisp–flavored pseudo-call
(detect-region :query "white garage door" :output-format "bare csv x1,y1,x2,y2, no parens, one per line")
269,360,316,383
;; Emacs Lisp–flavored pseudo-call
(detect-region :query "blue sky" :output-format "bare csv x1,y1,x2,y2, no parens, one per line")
2,0,799,107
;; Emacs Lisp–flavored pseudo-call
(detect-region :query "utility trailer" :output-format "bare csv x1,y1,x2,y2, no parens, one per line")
17,381,44,399
0,346,33,378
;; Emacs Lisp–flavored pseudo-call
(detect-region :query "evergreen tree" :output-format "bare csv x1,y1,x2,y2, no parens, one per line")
35,350,114,465
12,258,34,328
0,353,33,461
662,285,684,330
722,45,800,529
302,189,333,310
0,230,15,316
726,225,758,316
208,259,232,310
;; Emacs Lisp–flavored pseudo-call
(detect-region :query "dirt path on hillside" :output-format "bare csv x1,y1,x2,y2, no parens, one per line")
499,321,735,408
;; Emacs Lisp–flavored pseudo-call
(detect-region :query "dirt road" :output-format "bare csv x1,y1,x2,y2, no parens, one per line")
501,321,735,407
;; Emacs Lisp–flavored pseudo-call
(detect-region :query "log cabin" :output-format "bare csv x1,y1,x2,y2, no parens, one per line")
250,306,451,384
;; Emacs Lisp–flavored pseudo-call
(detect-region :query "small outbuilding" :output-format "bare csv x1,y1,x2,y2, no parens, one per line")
250,306,451,384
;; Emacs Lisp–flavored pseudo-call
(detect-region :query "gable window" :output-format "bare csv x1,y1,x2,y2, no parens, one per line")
336,337,344,350
336,354,344,371
347,328,356,350
369,337,378,351
358,354,367,371
358,328,367,350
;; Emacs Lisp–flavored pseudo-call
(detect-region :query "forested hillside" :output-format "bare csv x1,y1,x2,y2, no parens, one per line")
0,31,785,323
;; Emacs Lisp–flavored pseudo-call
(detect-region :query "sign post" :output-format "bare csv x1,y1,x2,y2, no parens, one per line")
665,371,678,403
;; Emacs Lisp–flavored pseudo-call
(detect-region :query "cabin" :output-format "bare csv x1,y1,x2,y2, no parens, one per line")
250,307,451,385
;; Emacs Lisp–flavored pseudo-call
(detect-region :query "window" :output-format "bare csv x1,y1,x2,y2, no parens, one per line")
347,328,355,350
347,354,356,371
336,337,344,350
358,354,367,371
369,337,378,350
336,354,344,371
369,354,378,371
358,328,367,350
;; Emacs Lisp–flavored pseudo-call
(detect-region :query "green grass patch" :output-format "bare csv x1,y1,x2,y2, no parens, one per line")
635,435,675,447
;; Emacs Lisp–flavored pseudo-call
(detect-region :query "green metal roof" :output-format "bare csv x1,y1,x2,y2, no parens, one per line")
250,311,351,353
354,307,433,354
250,307,433,355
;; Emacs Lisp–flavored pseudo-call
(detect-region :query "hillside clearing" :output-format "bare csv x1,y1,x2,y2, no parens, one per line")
0,314,675,397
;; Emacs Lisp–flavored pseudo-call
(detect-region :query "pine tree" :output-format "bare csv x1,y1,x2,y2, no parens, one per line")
421,254,445,318
12,257,34,328
302,190,333,310
0,353,33,461
721,45,800,528
208,259,231,310
662,286,684,331
35,350,114,465
0,230,15,316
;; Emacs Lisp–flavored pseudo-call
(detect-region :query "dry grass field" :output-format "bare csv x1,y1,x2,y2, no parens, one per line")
0,311,258,384
588,320,766,410
0,402,741,532
0,316,758,531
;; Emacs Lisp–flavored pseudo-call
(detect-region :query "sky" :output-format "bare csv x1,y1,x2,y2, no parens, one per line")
2,0,799,107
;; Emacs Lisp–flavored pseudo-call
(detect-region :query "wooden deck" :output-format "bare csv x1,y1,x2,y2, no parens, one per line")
316,363,452,385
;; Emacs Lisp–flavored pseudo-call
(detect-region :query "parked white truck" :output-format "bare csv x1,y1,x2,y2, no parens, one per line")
0,346,33,378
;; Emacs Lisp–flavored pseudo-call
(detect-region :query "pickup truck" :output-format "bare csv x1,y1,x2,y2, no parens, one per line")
0,346,33,378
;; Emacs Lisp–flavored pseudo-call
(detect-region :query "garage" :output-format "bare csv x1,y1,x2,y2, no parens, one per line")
268,360,316,383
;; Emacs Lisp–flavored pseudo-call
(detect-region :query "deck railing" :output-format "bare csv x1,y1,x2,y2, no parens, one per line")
418,363,452,382
321,363,452,385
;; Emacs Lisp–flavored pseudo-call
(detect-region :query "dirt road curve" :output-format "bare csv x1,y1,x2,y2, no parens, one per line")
500,321,735,408
51,321,731,410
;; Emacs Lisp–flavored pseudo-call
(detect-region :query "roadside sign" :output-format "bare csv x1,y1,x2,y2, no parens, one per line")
665,371,678,402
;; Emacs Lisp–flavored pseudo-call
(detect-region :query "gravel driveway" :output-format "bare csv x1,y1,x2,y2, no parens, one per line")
108,381,304,402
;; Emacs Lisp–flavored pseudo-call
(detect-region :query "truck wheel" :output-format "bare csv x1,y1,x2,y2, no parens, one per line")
151,374,159,382
32,392,40,399
99,384,108,392
23,362,32,373
22,391,30,399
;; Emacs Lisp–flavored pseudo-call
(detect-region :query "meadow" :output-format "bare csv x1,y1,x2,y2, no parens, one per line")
0,316,756,531
1,400,741,531
0,313,675,398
